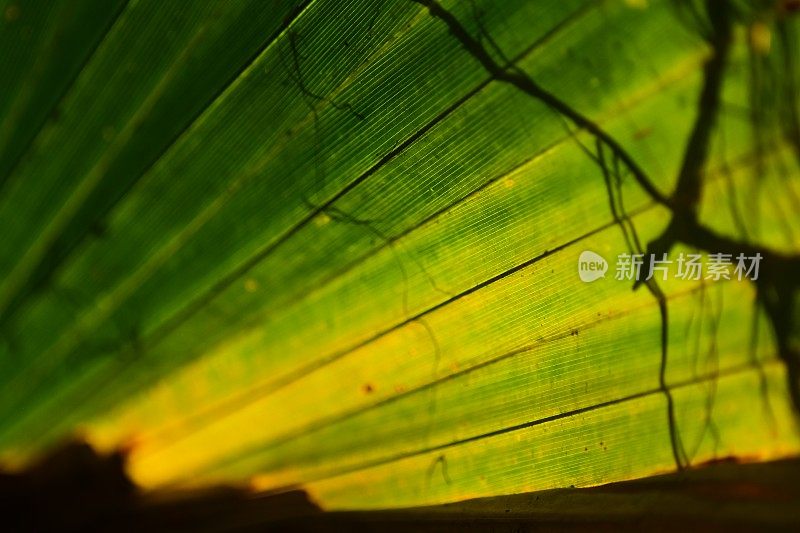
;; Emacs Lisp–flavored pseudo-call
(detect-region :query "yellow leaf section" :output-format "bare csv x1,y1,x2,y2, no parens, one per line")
305,366,798,509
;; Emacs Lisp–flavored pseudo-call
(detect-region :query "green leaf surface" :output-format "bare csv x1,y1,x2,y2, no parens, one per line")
0,0,799,510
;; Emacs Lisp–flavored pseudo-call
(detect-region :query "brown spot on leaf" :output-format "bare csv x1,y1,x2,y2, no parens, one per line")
633,126,653,140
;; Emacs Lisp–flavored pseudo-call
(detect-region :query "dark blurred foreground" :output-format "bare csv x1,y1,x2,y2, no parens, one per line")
1,441,799,532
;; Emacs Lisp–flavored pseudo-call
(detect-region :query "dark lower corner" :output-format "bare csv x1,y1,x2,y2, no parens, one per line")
1,441,799,532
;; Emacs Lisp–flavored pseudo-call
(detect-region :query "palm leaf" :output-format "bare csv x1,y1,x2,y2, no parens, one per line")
0,0,799,510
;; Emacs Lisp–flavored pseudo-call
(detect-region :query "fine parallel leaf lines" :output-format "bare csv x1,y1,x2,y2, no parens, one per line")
107,50,712,453
0,0,316,326
0,0,317,318
0,0,598,431
223,359,784,492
